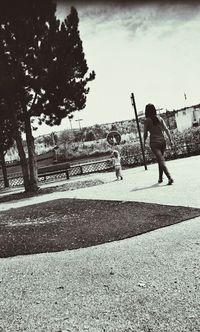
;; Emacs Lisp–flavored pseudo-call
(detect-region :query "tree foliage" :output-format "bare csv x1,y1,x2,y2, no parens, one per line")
0,117,15,187
59,130,75,147
85,129,96,141
0,118,14,154
0,0,95,191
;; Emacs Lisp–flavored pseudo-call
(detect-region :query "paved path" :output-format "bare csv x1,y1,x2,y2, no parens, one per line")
1,216,200,331
1,155,200,210
61,156,200,208
0,156,200,331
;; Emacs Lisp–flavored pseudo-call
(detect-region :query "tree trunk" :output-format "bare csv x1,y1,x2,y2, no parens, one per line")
24,115,39,192
0,149,9,188
11,112,31,191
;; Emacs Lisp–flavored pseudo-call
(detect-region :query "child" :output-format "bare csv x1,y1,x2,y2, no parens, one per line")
111,150,123,180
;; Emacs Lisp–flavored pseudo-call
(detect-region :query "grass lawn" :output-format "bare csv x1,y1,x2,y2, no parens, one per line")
0,179,104,203
0,197,200,258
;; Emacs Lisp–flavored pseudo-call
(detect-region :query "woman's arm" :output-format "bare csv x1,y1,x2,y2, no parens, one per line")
143,120,148,146
161,118,173,144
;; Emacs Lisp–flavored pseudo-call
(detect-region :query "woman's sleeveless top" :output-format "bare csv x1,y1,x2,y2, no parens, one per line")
145,116,165,144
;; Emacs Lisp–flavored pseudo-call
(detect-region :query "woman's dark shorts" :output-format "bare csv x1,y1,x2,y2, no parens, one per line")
150,141,166,155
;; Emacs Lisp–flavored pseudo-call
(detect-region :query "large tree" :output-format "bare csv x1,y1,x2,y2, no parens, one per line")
0,33,31,190
0,117,15,188
0,0,95,192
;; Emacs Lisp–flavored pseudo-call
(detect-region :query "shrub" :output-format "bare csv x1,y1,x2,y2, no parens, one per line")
52,127,200,166
119,127,200,166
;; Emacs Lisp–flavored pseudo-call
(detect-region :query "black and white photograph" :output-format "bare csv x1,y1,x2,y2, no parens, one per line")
0,0,200,331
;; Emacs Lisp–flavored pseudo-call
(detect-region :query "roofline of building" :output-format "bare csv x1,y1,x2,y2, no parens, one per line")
174,103,200,112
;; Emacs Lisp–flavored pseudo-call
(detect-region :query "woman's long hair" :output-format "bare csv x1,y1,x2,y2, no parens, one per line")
145,104,159,125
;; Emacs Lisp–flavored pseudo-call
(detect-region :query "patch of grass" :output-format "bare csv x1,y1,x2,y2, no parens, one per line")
0,179,104,203
0,198,200,258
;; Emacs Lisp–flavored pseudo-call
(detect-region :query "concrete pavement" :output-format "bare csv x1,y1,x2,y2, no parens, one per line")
59,155,200,208
1,215,200,331
0,155,200,331
1,155,200,210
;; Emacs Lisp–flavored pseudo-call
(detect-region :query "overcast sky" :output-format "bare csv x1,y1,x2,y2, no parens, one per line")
34,0,200,136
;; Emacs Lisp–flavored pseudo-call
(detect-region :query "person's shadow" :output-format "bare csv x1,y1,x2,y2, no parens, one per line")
130,183,164,192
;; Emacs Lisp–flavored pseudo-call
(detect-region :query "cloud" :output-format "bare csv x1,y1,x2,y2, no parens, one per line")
57,1,200,42
58,0,200,4
120,3,200,40
54,0,200,132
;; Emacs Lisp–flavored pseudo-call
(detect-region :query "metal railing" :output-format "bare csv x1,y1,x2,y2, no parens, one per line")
0,159,112,189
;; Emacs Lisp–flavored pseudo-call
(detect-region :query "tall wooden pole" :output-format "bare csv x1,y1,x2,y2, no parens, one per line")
130,93,147,170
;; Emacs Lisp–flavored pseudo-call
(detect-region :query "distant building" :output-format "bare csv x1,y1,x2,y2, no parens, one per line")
161,111,177,131
139,104,200,133
137,110,177,132
174,104,200,132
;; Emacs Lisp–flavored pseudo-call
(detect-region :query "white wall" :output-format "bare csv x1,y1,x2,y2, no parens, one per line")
175,106,200,131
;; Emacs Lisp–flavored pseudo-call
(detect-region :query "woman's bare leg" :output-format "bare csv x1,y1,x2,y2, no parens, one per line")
153,149,172,181
158,164,163,182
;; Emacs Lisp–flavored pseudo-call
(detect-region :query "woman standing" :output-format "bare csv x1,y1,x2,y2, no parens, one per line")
143,103,174,185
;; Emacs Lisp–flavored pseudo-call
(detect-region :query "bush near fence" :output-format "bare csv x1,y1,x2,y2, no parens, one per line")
120,126,200,166
55,127,200,165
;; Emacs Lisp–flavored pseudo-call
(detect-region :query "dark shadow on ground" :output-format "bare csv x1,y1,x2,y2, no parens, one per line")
131,181,176,191
1,198,200,258
130,183,161,192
